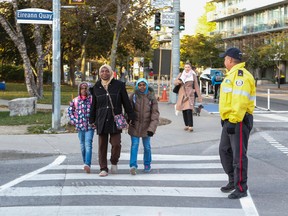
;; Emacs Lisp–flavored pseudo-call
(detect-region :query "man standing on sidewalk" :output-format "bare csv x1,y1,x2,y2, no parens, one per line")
218,47,256,199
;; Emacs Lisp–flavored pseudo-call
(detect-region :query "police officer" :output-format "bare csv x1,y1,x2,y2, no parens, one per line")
219,47,256,199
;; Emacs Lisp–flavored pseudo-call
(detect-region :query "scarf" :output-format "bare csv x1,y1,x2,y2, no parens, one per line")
99,64,114,90
180,70,195,83
101,75,113,90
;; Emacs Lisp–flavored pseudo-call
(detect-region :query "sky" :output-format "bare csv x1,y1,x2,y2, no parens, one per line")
180,0,208,35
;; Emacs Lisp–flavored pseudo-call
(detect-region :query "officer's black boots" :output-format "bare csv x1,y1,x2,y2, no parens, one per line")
228,189,248,199
220,182,235,193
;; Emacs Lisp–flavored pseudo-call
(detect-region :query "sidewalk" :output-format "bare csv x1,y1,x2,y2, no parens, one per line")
256,83,288,93
0,82,287,155
0,98,222,155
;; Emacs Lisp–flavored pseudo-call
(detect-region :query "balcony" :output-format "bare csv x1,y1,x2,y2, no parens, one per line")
208,0,288,22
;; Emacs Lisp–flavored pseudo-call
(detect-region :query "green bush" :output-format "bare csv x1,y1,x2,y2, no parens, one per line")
0,65,24,82
0,65,52,84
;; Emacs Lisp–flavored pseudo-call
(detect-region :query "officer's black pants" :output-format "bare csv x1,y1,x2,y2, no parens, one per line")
219,114,253,192
182,109,193,127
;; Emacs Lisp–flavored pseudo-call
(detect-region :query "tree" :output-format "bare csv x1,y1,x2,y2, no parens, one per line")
180,34,223,68
243,31,288,79
195,2,216,36
0,0,52,98
100,0,152,70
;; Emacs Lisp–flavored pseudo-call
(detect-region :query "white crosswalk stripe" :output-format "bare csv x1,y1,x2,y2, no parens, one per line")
254,113,288,122
0,153,259,216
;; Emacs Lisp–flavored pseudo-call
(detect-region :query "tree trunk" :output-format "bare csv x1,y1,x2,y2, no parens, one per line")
34,24,44,99
109,0,123,71
0,1,41,98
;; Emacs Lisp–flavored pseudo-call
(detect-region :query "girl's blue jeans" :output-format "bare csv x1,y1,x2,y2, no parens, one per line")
78,129,94,167
130,136,151,168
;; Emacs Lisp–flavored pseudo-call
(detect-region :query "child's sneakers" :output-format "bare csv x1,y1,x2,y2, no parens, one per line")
130,166,137,175
83,164,90,174
144,165,151,173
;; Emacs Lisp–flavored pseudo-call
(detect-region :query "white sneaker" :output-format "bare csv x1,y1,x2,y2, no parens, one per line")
110,165,118,174
99,170,108,177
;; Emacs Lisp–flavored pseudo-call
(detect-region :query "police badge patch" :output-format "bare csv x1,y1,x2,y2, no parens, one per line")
238,70,243,76
236,80,244,86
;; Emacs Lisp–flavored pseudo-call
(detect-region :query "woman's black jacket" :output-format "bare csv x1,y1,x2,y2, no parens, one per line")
89,79,135,134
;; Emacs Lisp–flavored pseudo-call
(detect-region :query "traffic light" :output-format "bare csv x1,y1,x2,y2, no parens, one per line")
179,11,185,31
154,12,161,31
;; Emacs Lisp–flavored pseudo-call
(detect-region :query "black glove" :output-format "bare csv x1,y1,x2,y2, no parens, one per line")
227,122,236,134
147,131,154,137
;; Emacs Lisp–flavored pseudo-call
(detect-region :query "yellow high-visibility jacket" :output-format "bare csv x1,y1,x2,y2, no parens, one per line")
219,62,256,123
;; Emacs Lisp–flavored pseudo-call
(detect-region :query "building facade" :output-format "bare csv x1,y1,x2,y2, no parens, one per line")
207,0,288,83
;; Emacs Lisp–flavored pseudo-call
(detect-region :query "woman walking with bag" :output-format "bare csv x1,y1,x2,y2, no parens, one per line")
89,64,135,177
174,63,202,132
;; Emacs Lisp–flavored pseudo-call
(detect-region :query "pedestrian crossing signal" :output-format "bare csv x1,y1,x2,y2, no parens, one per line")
154,12,161,31
69,0,85,5
179,11,185,31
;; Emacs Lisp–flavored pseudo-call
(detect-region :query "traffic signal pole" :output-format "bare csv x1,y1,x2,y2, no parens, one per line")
52,0,61,130
169,0,180,104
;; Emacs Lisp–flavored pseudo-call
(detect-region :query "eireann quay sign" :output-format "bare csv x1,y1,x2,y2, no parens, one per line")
16,8,53,25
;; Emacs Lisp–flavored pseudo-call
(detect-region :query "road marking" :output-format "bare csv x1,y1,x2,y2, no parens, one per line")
240,191,260,216
260,132,287,157
0,155,66,193
255,114,288,122
26,173,227,181
0,186,228,198
118,153,220,161
0,154,259,216
53,163,223,170
0,206,245,216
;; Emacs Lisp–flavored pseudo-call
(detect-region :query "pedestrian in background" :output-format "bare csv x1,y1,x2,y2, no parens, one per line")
211,71,223,102
89,64,135,177
68,82,95,174
128,78,159,175
219,47,256,199
174,62,202,132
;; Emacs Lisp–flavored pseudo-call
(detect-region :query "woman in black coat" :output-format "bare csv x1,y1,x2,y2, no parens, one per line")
89,64,135,177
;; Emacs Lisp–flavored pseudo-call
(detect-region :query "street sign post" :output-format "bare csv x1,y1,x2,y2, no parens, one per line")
16,8,53,24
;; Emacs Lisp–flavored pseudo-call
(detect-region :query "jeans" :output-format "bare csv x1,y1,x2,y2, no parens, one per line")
130,136,151,168
78,129,94,166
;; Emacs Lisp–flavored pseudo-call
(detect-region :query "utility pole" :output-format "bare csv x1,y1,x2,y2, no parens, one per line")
169,0,180,104
52,0,61,130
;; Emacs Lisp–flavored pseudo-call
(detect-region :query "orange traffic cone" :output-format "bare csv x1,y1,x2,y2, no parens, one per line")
160,86,168,102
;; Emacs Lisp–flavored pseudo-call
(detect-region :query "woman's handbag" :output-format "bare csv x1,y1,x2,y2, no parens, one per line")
173,85,180,94
107,91,128,130
114,113,128,130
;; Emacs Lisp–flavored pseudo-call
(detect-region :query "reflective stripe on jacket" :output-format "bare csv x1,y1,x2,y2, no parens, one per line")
219,62,256,123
